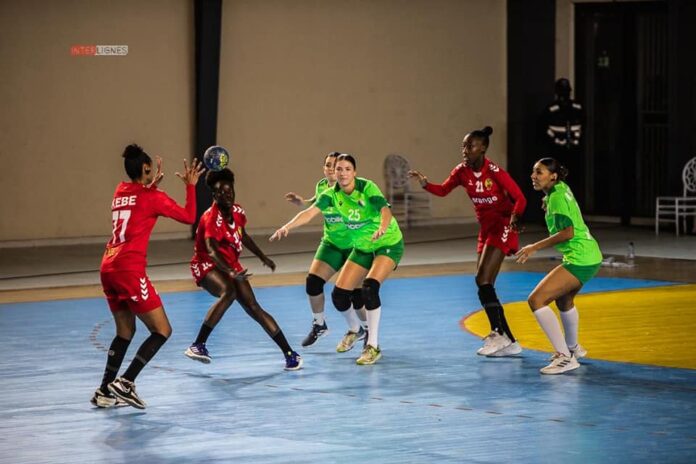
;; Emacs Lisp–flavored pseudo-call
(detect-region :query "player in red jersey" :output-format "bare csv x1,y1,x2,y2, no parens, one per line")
92,144,204,410
184,169,302,370
409,126,527,357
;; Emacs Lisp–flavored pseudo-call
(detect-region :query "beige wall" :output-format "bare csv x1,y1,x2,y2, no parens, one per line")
0,0,507,243
218,0,507,229
0,0,193,242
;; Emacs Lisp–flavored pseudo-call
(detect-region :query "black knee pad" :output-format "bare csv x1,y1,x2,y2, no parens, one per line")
331,286,353,312
361,278,381,310
477,283,499,307
306,274,326,297
351,288,364,309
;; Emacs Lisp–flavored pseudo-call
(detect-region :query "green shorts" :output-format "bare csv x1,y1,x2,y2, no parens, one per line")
562,262,601,285
348,239,404,270
314,239,352,272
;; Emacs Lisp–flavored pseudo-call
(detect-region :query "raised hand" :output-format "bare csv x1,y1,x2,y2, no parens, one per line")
176,158,206,185
147,156,165,188
408,169,428,187
284,192,304,207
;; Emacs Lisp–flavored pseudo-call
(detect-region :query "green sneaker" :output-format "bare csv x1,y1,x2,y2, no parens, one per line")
356,344,382,365
336,327,366,353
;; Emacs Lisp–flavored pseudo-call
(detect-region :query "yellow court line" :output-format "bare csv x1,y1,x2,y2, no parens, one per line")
462,284,696,370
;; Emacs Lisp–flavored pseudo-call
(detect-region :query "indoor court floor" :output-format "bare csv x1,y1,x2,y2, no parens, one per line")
1,224,695,463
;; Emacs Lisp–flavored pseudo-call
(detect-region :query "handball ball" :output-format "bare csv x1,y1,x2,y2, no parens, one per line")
203,145,230,171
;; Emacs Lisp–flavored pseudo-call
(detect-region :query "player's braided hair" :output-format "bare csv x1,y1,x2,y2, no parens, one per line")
205,168,235,189
538,157,569,181
122,144,152,180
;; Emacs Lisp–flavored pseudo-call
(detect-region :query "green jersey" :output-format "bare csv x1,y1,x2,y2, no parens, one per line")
315,177,403,252
544,181,602,265
312,178,352,249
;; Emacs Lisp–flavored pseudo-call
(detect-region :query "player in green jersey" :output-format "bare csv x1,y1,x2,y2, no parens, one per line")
284,152,367,352
271,154,404,365
516,158,603,375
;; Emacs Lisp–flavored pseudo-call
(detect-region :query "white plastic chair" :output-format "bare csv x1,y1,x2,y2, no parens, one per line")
655,156,696,235
384,154,431,227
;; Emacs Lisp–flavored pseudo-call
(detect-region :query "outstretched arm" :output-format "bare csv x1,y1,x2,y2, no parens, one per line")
285,192,316,208
515,226,574,264
241,227,276,271
409,167,461,197
269,205,322,241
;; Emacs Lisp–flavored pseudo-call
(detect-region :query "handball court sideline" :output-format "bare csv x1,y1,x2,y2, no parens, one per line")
1,224,695,463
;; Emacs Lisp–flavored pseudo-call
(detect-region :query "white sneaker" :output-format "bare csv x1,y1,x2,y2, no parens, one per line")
487,341,522,357
569,343,587,359
540,352,580,375
476,332,512,356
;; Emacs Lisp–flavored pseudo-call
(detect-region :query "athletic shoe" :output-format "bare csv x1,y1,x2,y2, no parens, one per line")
487,341,523,357
569,343,587,359
284,351,303,371
108,377,146,409
185,343,211,363
90,388,128,408
540,352,580,375
356,345,382,365
476,332,512,356
336,327,367,353
301,322,328,347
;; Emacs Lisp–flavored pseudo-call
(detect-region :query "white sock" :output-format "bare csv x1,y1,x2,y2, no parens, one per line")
341,308,361,332
533,306,570,356
366,307,381,347
559,306,579,349
309,294,325,325
356,307,368,329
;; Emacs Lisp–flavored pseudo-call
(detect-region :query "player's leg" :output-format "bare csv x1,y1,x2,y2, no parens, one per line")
354,241,403,365
92,300,134,409
185,269,237,363
475,245,521,356
527,265,582,374
555,287,585,358
234,278,302,370
302,258,337,347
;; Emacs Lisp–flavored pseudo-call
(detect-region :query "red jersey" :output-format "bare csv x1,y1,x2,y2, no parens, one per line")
100,182,196,273
193,202,247,269
424,158,526,222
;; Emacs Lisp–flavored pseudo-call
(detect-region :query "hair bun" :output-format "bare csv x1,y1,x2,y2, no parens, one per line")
123,144,144,159
482,126,493,136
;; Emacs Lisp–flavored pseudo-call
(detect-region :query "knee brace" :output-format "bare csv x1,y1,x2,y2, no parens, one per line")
351,288,364,309
477,283,500,308
361,278,381,310
306,274,326,297
331,286,353,312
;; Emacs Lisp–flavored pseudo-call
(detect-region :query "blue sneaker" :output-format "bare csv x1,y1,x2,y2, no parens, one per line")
185,343,211,364
284,351,303,371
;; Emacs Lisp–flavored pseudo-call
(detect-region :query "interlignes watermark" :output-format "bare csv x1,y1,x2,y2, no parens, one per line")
71,45,128,56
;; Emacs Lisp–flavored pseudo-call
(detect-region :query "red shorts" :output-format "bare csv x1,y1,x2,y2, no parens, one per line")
190,254,244,286
100,271,162,314
477,216,519,256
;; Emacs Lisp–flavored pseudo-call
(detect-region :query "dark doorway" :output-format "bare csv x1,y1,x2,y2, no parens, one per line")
575,1,668,223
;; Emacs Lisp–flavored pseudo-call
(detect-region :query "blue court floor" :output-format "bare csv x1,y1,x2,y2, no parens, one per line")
1,273,695,463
